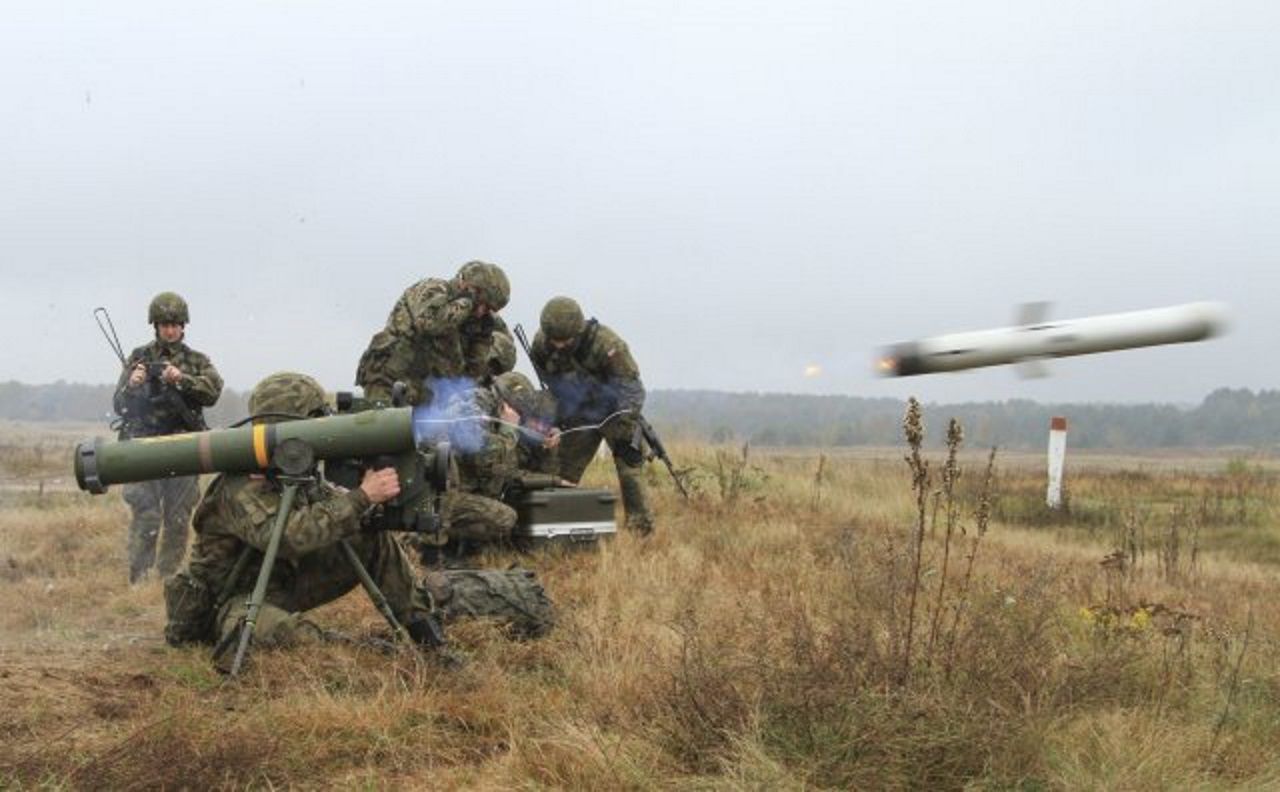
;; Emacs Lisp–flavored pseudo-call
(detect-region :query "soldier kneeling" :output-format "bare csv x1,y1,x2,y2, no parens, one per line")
163,372,554,666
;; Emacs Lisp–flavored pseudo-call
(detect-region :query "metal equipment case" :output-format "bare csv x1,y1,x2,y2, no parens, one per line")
511,487,617,548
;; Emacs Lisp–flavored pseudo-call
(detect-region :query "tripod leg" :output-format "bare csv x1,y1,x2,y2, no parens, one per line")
338,538,413,644
227,482,299,677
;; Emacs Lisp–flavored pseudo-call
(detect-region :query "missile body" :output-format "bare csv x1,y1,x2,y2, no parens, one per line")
879,302,1227,377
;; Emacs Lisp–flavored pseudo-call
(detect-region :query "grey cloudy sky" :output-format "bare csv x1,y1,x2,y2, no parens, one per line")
2,1,1277,404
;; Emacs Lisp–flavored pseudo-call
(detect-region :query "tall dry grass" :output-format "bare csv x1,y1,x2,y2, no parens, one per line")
2,410,1280,789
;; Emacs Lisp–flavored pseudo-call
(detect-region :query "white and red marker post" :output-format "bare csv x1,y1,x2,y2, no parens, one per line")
1046,416,1068,509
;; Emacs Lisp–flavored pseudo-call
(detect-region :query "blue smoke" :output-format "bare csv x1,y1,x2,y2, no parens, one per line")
411,377,488,454
546,371,642,427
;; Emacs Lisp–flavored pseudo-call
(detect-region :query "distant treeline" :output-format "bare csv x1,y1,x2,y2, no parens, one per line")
643,388,1280,450
4,380,1279,450
0,381,251,428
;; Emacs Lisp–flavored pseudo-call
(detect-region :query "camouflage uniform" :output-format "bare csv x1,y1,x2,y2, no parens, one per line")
190,474,436,648
355,261,513,406
485,331,517,383
420,373,556,556
113,295,223,582
531,297,652,533
431,385,521,546
422,567,556,639
163,372,555,653
516,391,560,476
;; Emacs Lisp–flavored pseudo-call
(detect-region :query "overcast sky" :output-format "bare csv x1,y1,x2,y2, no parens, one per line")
2,1,1277,404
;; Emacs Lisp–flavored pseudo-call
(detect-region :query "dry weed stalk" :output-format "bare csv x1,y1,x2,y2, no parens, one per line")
715,442,752,505
1158,505,1202,585
899,397,929,687
811,453,827,510
944,446,996,677
925,418,963,665
1206,608,1254,765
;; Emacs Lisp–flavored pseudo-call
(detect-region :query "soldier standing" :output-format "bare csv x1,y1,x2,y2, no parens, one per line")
355,261,513,406
113,292,222,582
530,296,654,535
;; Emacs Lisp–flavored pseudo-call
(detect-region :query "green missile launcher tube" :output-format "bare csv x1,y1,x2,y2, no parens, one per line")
75,407,418,493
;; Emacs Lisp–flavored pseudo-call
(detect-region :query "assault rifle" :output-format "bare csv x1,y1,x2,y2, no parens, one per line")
95,307,206,434
513,323,689,499
512,323,546,389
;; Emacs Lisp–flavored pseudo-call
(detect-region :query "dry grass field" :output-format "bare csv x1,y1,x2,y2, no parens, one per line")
3,408,1280,790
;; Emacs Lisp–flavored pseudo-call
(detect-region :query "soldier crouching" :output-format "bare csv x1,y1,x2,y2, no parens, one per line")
531,296,654,535
163,372,554,665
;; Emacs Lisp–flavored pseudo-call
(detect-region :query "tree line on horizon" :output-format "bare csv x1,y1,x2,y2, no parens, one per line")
2,380,1277,451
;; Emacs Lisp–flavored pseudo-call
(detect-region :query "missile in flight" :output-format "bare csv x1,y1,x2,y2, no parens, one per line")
877,301,1228,378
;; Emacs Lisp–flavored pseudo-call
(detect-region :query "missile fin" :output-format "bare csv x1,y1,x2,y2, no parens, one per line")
1016,301,1052,327
1015,358,1051,379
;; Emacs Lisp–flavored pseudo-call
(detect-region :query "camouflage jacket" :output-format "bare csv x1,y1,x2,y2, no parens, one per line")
112,338,222,438
419,385,522,498
355,277,513,406
186,474,372,596
517,437,558,476
530,321,645,439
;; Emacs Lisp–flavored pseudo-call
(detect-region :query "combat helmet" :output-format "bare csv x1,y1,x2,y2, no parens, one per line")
455,260,510,311
493,372,540,418
488,332,517,376
540,296,585,342
148,292,190,325
248,371,330,420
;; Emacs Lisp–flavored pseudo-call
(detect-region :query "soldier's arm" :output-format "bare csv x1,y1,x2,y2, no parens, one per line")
225,478,372,560
387,282,473,337
529,332,549,370
599,331,646,412
113,363,133,414
112,347,147,414
475,426,522,497
178,352,223,406
418,295,473,335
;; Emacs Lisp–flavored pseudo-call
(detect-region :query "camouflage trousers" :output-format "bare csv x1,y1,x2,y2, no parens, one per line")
211,534,555,648
441,490,517,543
558,428,653,534
124,476,199,583
215,530,430,649
416,490,519,564
423,567,556,639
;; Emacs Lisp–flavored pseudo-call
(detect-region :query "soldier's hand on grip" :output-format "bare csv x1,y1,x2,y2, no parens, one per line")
161,364,183,385
129,364,147,387
360,467,401,504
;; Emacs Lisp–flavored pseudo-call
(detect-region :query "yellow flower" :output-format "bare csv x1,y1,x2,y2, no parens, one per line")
1130,608,1151,630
